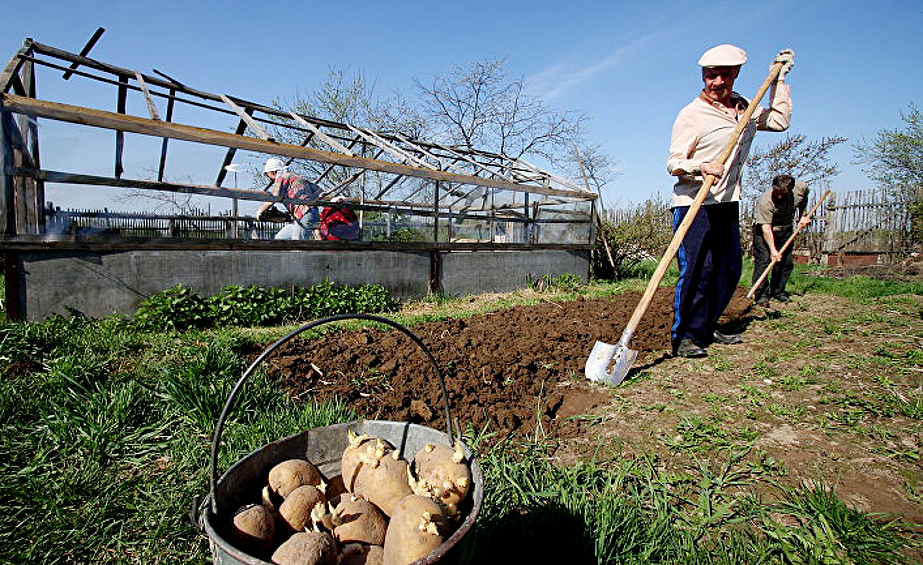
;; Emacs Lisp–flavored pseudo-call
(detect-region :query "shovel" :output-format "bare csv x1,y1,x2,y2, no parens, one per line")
746,188,831,300
585,58,785,385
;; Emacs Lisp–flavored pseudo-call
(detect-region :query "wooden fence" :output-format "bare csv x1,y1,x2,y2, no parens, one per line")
606,188,915,263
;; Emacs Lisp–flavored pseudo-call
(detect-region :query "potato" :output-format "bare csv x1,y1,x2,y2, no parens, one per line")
410,442,472,509
279,485,327,533
325,474,348,502
341,431,393,491
269,459,323,500
229,503,275,555
338,543,384,565
333,495,388,546
382,495,446,565
271,531,337,565
353,449,413,517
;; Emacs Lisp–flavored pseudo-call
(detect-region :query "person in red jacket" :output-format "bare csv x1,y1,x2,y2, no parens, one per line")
319,196,360,241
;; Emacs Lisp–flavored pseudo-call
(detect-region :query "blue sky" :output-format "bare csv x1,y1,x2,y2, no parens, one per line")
3,0,921,211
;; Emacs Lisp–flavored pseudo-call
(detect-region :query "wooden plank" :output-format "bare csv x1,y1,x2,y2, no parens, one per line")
0,42,32,95
1,93,595,200
134,72,161,120
115,76,127,179
19,168,589,227
348,124,436,170
0,233,590,253
62,27,105,80
157,87,176,182
0,112,15,235
220,94,272,141
288,112,354,156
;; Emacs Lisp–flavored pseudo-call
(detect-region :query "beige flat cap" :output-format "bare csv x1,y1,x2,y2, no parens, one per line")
698,44,747,67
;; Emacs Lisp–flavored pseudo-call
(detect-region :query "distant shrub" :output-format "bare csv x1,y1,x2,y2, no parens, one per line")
594,198,673,280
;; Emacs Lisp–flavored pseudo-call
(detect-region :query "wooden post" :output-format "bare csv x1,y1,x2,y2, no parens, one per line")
157,87,175,182
823,191,838,263
433,180,440,242
115,75,127,179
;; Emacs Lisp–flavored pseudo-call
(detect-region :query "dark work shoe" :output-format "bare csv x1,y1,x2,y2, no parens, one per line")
773,292,791,303
675,339,707,358
713,330,743,345
756,296,770,307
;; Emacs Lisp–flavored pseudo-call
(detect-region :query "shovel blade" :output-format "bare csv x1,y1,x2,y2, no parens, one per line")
584,340,638,386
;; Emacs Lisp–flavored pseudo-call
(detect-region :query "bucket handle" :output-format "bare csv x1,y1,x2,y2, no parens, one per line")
208,313,454,516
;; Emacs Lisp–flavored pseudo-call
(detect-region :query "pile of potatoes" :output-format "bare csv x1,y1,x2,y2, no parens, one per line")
227,430,473,565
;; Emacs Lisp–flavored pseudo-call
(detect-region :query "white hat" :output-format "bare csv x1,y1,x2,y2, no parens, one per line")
263,157,285,174
698,44,747,67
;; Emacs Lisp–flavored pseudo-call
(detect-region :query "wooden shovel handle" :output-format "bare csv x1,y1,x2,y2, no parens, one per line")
619,60,784,343
747,188,831,299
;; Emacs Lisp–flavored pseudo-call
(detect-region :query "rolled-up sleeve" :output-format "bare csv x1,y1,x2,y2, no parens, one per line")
756,82,791,132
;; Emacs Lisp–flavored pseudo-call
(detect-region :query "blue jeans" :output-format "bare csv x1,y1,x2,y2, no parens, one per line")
671,202,742,351
275,218,313,240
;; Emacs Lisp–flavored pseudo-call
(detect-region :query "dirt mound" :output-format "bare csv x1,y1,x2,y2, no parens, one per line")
260,287,752,440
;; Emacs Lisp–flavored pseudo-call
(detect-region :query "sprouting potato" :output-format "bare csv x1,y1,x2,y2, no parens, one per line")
341,431,393,492
229,503,275,555
410,442,472,510
382,495,446,565
325,474,348,503
269,459,323,501
279,485,327,534
271,531,337,565
337,543,384,565
353,448,413,517
333,495,388,546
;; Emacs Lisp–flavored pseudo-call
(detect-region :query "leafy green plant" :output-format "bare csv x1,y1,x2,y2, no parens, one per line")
210,285,292,327
132,281,399,331
134,284,214,332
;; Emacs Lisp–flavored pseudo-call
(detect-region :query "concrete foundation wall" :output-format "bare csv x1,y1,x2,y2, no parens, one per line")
438,249,588,296
15,248,588,321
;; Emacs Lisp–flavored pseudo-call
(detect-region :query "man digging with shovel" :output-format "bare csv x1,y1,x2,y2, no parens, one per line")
667,44,794,358
586,45,795,383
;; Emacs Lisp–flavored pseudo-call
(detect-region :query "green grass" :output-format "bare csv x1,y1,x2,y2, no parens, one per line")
788,267,923,299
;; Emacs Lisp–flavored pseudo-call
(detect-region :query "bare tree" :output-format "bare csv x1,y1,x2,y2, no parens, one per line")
744,134,847,200
414,57,586,164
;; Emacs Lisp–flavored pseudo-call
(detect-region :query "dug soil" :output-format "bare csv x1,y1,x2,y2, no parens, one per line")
259,286,923,527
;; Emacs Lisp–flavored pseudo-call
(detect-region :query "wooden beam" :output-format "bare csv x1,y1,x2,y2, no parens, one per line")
288,112,354,156
1,93,596,200
62,27,105,80
0,234,591,253
134,72,160,120
115,76,127,179
1,42,32,95
157,87,176,182
1,112,16,235
220,94,272,141
348,124,436,170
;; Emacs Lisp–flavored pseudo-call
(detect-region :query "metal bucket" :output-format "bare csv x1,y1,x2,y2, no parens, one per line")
199,314,484,565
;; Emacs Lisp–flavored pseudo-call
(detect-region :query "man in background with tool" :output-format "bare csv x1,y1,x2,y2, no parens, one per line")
257,157,321,240
751,174,810,306
667,44,794,358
